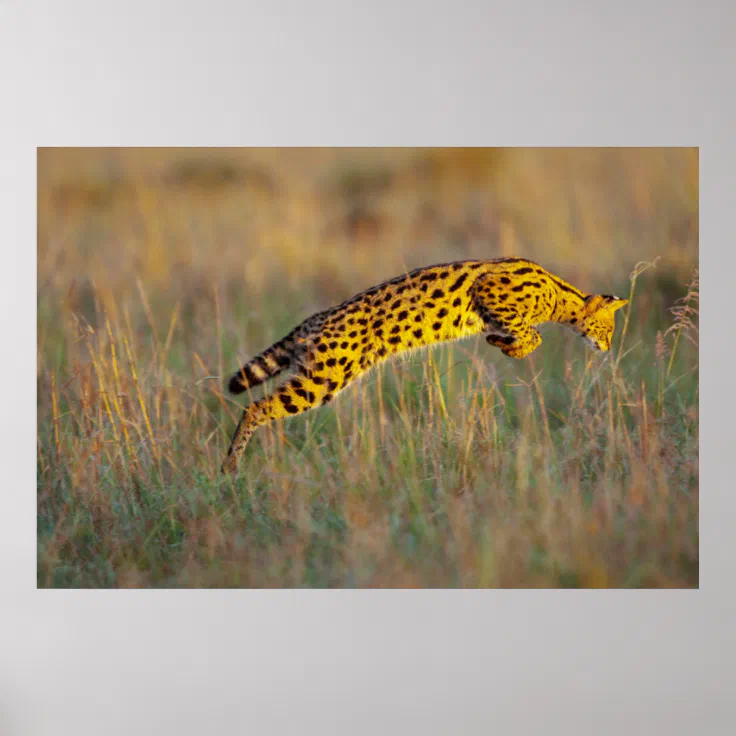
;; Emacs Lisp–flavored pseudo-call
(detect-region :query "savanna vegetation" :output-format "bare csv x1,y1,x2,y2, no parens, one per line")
37,147,698,587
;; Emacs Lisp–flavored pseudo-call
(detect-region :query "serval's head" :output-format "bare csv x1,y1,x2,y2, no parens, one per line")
578,294,629,352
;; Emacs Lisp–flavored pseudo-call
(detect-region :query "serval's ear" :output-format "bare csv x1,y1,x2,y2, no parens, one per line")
584,294,629,314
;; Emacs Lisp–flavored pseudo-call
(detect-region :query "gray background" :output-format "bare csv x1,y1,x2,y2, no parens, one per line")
2,0,732,734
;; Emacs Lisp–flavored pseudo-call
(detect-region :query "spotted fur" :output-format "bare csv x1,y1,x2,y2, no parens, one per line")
221,257,628,474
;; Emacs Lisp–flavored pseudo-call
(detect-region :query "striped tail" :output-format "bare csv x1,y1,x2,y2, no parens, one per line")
227,338,294,395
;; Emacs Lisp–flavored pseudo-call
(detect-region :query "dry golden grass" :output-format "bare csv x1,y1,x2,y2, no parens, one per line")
37,147,698,588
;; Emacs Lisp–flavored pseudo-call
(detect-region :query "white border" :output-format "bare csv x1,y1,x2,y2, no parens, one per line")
3,1,732,734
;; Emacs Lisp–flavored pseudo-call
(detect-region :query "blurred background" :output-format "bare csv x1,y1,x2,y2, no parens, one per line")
37,148,699,588
38,147,697,340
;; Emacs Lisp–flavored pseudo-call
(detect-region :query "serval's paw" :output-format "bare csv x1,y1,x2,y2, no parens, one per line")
485,334,514,350
501,332,542,359
221,449,242,476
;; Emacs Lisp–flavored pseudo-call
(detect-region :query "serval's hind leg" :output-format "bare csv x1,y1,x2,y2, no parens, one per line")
221,358,344,475
221,404,261,476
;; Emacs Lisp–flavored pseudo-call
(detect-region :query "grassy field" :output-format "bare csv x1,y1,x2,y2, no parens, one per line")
37,147,699,588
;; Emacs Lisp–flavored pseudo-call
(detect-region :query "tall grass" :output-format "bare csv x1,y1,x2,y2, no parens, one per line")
37,147,698,588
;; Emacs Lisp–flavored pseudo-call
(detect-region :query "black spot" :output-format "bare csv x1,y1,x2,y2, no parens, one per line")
361,337,368,344
378,347,387,357
498,294,507,302
338,356,347,366
317,343,328,353
327,380,339,392
351,342,358,350
231,366,254,390
432,322,442,331
276,353,291,367
500,277,511,285
515,267,533,275
388,336,401,345
437,308,448,318
448,272,468,292
348,318,355,326
377,308,386,316
374,319,384,328
349,331,357,338
326,358,337,367
315,361,325,371
398,310,409,321
420,272,437,282
312,376,325,385
552,277,582,297
358,318,368,326
328,341,338,349
391,325,401,335
570,317,578,324
430,289,445,299
397,285,408,294
452,297,462,307
341,341,349,349
414,314,422,322
391,299,401,310
279,392,293,405
413,328,423,338
285,404,300,414
375,329,383,337
425,302,435,309
292,378,303,390
453,316,461,327
512,285,524,292
420,283,429,293
322,393,333,404
295,388,308,399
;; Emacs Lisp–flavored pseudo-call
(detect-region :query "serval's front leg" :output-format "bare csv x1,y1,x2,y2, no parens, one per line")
470,276,542,359
485,327,542,359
